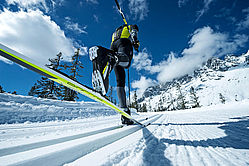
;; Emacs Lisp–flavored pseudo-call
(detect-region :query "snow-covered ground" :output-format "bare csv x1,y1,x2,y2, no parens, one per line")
0,93,118,124
0,93,249,166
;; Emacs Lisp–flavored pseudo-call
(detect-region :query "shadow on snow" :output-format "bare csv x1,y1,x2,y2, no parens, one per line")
142,127,172,166
152,116,249,150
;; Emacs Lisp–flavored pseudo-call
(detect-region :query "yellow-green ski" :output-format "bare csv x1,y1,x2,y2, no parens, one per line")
0,43,144,126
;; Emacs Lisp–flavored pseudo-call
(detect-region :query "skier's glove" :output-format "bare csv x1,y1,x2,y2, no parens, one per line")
133,41,140,52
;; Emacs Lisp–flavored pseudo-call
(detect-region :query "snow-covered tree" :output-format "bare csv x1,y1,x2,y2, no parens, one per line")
62,48,83,101
167,93,176,111
0,85,5,93
28,77,61,99
157,96,165,112
246,55,249,64
140,103,148,112
219,93,226,104
46,52,63,70
29,52,63,99
148,102,152,112
131,90,139,111
189,86,200,108
176,83,187,110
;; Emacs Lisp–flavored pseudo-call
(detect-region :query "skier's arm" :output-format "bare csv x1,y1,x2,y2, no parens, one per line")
130,28,140,52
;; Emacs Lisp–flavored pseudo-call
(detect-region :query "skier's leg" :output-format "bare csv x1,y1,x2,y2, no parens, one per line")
114,66,133,125
89,46,116,95
115,52,130,68
116,86,127,108
116,45,133,68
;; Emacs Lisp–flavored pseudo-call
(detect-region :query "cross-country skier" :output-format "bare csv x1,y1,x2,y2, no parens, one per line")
89,24,140,125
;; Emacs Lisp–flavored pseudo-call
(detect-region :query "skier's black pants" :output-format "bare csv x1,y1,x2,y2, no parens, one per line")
114,66,126,87
111,38,133,108
111,38,133,88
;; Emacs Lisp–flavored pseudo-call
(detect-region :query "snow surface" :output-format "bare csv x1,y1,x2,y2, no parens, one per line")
189,67,249,106
0,93,249,165
0,93,118,124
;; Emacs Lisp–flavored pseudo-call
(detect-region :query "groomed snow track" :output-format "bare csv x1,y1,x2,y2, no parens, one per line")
0,115,161,166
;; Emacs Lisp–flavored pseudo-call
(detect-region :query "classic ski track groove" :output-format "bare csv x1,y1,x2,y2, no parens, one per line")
0,115,161,166
99,112,249,166
0,117,120,131
185,125,213,166
164,115,249,166
183,124,217,166
101,114,167,165
193,123,245,165
0,115,158,157
103,116,165,165
0,115,156,131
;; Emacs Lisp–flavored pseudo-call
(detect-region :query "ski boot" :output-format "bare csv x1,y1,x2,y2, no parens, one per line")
89,46,117,95
121,108,134,125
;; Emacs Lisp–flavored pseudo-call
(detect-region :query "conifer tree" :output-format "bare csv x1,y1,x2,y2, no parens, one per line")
28,83,38,96
147,102,152,112
28,76,61,99
167,93,176,111
0,85,5,93
46,52,63,70
219,93,226,104
28,52,63,99
131,90,139,111
141,103,147,112
176,83,187,110
62,48,83,101
157,96,164,112
190,86,200,108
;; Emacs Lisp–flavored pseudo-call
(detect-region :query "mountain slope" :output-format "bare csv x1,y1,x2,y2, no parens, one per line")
140,50,249,111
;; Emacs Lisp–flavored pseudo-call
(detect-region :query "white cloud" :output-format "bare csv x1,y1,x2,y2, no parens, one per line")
0,9,76,65
196,0,214,22
132,48,152,71
85,0,98,5
178,0,189,8
93,14,99,23
157,26,248,83
237,7,249,30
132,48,170,74
65,17,87,34
6,0,49,12
177,0,214,22
6,0,65,13
132,27,248,83
131,76,156,98
128,0,149,21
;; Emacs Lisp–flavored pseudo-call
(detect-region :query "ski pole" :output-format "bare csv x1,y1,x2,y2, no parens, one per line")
114,0,139,51
114,0,128,25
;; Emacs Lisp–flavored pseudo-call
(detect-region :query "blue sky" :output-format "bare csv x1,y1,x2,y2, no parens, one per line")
0,0,249,101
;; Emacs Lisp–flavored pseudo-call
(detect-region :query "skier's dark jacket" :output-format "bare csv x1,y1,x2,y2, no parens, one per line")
110,24,139,68
110,24,139,87
111,24,139,45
